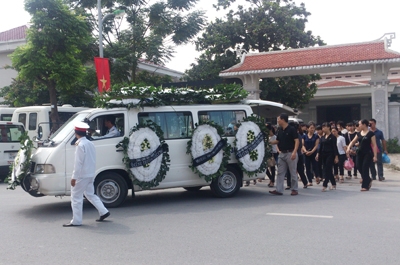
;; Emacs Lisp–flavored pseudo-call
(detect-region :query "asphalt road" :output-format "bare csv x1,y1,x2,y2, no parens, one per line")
1,169,400,265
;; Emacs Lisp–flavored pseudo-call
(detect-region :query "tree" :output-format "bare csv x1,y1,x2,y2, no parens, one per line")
186,0,325,108
66,0,206,86
0,79,49,107
11,0,93,131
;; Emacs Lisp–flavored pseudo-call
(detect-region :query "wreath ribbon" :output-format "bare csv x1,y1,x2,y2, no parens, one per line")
236,132,264,159
193,139,227,167
130,144,168,168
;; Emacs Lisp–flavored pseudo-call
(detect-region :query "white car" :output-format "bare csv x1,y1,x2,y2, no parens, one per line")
0,121,25,181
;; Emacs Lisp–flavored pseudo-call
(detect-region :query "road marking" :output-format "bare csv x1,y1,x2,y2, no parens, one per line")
266,213,333,219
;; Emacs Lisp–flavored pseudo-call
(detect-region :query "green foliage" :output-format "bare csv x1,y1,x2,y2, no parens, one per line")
0,79,49,106
11,0,94,129
67,0,205,83
94,84,248,109
387,138,400,153
186,0,325,108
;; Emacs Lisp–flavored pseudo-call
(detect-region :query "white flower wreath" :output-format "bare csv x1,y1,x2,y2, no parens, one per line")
235,121,265,172
128,127,163,182
11,142,28,182
190,124,224,176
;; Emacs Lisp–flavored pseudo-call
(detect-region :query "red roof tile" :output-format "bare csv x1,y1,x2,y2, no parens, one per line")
318,80,362,88
0,25,28,42
222,41,400,74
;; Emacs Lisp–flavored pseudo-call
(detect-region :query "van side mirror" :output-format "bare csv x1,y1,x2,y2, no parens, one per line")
37,126,43,140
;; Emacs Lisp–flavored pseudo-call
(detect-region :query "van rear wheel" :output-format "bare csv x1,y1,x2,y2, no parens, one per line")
210,166,241,198
95,172,128,208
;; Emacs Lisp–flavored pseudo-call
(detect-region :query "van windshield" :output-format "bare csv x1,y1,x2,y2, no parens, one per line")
50,112,89,143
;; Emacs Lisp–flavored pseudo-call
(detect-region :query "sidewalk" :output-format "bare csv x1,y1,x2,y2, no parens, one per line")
384,153,400,171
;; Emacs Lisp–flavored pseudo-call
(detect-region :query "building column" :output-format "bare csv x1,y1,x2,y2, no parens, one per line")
388,102,400,140
240,74,261,100
370,63,390,137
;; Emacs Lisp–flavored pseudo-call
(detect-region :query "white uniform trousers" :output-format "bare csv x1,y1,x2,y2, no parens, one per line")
70,177,108,225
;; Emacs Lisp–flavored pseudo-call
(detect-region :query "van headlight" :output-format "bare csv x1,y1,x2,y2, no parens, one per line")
35,164,56,174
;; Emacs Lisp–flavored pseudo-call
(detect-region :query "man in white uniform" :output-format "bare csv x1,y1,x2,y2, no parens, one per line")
97,115,120,139
63,122,110,227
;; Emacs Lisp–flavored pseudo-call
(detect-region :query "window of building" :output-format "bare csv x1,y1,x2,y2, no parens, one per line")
138,112,193,139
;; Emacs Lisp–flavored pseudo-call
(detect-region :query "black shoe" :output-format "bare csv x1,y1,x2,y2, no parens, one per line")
285,187,291,190
96,212,110,222
63,223,81,227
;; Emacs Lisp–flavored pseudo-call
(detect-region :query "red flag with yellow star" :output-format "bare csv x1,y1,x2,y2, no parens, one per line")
94,57,111,93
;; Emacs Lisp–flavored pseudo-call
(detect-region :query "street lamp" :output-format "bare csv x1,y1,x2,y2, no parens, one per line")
97,0,125,58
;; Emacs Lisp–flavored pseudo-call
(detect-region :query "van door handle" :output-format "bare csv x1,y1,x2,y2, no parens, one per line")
116,149,124,152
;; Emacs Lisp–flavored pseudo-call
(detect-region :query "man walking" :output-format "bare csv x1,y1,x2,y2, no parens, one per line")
269,113,299,196
369,119,388,181
63,122,110,227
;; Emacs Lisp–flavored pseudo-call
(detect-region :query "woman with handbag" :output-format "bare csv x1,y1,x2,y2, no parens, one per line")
266,125,278,187
344,122,358,179
346,119,378,191
302,122,320,186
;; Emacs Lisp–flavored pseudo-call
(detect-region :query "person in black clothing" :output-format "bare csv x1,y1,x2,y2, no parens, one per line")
344,122,358,179
346,119,378,191
302,122,320,186
269,113,299,196
316,122,339,191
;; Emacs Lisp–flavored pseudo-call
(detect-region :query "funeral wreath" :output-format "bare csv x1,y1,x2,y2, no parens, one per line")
234,115,271,177
186,121,231,182
117,120,170,189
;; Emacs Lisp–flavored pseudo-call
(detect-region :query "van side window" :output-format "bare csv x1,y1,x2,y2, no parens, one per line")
138,112,193,139
29,113,37,130
18,114,26,128
198,110,246,136
89,113,124,140
1,114,12,121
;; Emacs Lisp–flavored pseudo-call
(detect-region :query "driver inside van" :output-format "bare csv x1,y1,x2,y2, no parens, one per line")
96,115,120,139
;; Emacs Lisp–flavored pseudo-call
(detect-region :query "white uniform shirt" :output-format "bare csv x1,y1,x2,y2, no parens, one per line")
97,126,120,139
72,137,96,179
336,135,346,155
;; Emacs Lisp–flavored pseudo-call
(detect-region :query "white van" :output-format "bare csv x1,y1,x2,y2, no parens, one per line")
0,121,25,181
0,107,17,122
11,105,88,141
16,100,296,207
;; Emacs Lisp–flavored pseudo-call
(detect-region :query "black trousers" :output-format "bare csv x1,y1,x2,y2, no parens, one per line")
321,153,336,187
266,153,278,183
304,153,318,182
357,152,372,189
334,154,347,176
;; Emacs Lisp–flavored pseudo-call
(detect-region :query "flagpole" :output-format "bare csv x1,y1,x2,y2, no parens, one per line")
98,0,103,58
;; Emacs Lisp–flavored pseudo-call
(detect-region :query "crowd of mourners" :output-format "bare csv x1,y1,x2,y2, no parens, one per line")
245,113,388,195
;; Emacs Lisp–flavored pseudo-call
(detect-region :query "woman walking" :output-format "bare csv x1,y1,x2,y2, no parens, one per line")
332,127,347,183
316,123,339,191
266,125,278,187
302,122,320,186
346,119,378,191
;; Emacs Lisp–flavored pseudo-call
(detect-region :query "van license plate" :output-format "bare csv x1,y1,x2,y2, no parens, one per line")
9,152,17,160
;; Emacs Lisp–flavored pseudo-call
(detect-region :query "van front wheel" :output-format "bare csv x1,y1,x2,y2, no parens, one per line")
95,172,128,208
210,166,241,198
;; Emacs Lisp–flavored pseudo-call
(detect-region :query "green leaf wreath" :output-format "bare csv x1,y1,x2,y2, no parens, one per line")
186,121,231,182
95,84,248,109
6,132,35,190
234,115,272,177
117,120,170,190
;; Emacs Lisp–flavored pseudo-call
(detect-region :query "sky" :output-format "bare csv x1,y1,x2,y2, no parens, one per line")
1,0,400,73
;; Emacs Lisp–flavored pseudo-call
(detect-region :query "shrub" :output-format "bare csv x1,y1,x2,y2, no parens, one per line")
387,138,400,153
